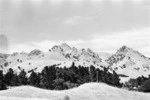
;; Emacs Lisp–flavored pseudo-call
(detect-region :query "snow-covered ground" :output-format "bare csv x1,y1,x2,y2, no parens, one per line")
0,83,150,100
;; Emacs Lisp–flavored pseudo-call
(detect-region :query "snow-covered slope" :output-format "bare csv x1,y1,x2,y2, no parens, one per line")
1,43,106,74
0,83,150,100
106,46,150,82
1,44,150,83
0,53,9,70
98,52,112,61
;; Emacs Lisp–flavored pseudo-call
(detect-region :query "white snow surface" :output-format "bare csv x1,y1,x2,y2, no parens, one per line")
0,83,150,100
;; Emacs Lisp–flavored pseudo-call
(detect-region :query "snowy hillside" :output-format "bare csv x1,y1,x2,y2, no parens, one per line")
0,53,9,70
1,43,107,74
106,46,150,82
0,83,150,100
1,44,150,83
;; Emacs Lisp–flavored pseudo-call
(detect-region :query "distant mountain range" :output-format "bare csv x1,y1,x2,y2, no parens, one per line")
0,43,150,82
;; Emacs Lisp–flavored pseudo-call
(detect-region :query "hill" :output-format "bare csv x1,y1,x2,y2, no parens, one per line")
0,83,150,100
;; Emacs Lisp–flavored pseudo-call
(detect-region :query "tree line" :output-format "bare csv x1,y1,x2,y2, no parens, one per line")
124,75,150,92
0,62,121,90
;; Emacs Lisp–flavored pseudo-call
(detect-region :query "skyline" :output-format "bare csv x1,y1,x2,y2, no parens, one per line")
0,0,150,57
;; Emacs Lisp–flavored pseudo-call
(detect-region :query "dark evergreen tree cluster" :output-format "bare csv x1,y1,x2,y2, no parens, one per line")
0,62,121,90
0,71,6,90
124,75,150,92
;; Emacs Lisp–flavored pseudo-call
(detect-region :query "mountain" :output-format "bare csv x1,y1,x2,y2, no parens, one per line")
1,43,108,74
1,44,150,83
106,46,150,82
0,53,9,70
98,52,112,61
1,83,150,100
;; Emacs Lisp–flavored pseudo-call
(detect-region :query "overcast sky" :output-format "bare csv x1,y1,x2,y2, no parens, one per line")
0,0,150,57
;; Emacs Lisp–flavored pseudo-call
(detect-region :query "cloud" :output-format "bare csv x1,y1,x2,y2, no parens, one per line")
64,16,81,25
9,27,150,57
89,27,150,55
64,15,97,25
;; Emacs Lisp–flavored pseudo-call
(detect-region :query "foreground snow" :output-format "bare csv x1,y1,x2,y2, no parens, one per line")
0,83,150,100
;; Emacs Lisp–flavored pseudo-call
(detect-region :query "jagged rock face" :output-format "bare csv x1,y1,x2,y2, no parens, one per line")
50,43,102,65
51,45,64,54
0,53,9,60
28,49,43,56
72,47,78,55
60,43,72,51
106,54,125,65
117,46,129,53
87,48,100,59
11,52,19,57
51,43,72,54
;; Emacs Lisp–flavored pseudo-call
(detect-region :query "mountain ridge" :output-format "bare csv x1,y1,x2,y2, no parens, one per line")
0,43,150,82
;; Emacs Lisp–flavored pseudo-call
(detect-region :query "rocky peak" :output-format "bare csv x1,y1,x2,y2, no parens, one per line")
117,45,131,53
20,52,28,55
28,49,43,56
72,47,78,53
51,45,64,53
87,48,93,53
11,52,19,56
81,49,87,55
117,46,147,59
60,43,72,51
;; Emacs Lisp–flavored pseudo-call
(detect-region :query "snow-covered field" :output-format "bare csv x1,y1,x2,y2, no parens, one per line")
0,83,150,100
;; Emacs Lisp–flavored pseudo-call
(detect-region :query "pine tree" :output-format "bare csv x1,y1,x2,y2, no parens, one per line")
0,71,6,90
18,70,28,85
111,71,120,86
4,68,14,86
28,71,39,86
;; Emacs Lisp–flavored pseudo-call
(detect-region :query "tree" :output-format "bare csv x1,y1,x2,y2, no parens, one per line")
139,79,150,92
28,71,40,86
111,71,120,86
0,71,6,90
53,78,64,90
89,65,96,82
40,66,56,89
18,70,28,85
4,68,15,86
11,74,20,86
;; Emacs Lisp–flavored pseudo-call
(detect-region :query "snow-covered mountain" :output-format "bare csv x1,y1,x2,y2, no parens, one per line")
0,43,108,74
1,44,150,82
106,46,150,82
